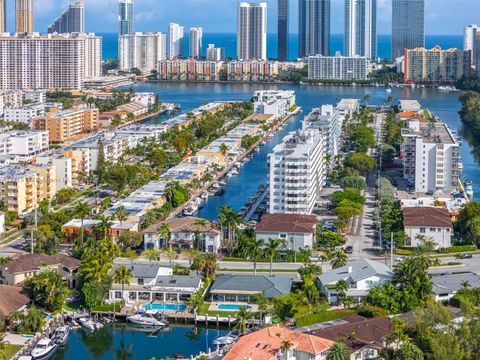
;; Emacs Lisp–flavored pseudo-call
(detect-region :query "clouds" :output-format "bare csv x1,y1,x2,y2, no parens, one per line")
4,0,478,35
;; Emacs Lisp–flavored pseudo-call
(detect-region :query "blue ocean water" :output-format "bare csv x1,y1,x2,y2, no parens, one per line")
100,32,463,61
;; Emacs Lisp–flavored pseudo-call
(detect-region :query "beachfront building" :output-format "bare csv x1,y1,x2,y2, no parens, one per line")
403,207,452,248
401,120,461,194
298,0,330,58
302,104,344,158
318,258,393,304
252,90,296,119
391,0,425,61
209,275,292,302
119,32,167,72
255,213,317,250
226,60,279,81
143,217,221,252
268,129,326,214
403,47,471,84
158,59,224,81
344,0,377,58
308,53,371,80
0,33,102,90
169,23,184,59
206,44,225,61
237,2,267,60
189,27,203,59
118,0,134,35
48,0,85,34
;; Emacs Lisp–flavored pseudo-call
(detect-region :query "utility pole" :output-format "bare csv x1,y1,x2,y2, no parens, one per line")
390,232,394,271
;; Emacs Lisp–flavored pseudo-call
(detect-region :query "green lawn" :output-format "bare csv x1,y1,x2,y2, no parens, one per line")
63,300,82,312
295,309,354,327
197,302,259,318
4,344,23,359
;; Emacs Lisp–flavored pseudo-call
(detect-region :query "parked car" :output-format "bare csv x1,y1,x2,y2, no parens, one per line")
345,246,353,254
459,253,473,259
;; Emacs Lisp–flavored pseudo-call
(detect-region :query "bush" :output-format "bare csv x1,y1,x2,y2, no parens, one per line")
356,305,389,318
438,245,477,253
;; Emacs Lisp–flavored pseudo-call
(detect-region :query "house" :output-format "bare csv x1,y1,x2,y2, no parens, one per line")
309,315,393,360
62,219,139,241
143,217,221,253
224,326,334,360
108,259,202,303
317,259,393,305
0,253,81,288
0,285,30,317
255,213,317,250
403,207,453,248
209,275,293,303
431,272,480,301
398,99,422,113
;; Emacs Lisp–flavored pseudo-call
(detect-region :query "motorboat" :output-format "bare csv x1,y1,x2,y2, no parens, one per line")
465,180,474,199
213,333,238,346
52,325,70,346
31,339,57,360
78,317,97,331
385,88,392,93
127,312,167,327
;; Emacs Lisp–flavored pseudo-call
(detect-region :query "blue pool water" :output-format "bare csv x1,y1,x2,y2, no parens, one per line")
217,304,252,311
141,304,187,311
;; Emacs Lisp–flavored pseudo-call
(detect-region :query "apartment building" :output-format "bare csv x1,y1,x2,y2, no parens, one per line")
32,107,99,144
253,90,296,119
403,46,471,84
169,23,184,59
401,119,461,194
158,59,224,81
226,60,279,81
48,0,84,34
302,104,344,158
27,163,57,202
63,149,89,185
0,167,37,213
119,32,167,72
0,90,23,116
0,33,102,90
206,44,225,61
308,53,371,80
3,103,63,123
36,156,73,190
189,28,203,59
269,129,326,214
0,131,49,158
23,90,46,104
237,2,267,60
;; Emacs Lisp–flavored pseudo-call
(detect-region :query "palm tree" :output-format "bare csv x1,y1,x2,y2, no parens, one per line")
164,246,178,267
75,201,92,244
335,279,349,307
219,143,229,158
114,206,129,229
157,223,171,248
193,218,208,251
218,206,243,256
113,264,133,303
461,280,471,289
264,238,281,276
246,237,264,275
96,215,113,242
0,256,12,265
327,342,349,360
280,339,293,355
329,250,348,269
142,249,160,263
0,333,11,360
235,306,252,335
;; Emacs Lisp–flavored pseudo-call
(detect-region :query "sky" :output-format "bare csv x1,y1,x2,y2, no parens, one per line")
3,0,478,35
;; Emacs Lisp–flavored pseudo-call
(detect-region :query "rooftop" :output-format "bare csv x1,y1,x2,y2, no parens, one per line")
401,121,456,144
431,272,480,296
0,285,30,316
144,216,220,235
210,274,292,298
256,213,317,234
0,253,81,273
402,207,452,228
112,259,172,279
318,258,393,285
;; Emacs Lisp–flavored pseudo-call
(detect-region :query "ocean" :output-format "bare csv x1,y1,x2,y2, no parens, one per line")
100,33,463,61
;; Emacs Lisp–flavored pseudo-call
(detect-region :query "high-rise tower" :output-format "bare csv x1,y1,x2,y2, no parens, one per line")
277,0,288,61
119,0,134,36
344,0,376,59
189,28,203,59
237,2,267,60
16,0,34,34
169,23,184,59
48,0,85,34
0,0,6,33
299,0,330,58
392,0,424,60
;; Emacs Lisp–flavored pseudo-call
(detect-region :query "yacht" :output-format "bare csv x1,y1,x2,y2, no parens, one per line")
78,317,97,331
127,312,168,327
465,181,474,199
52,325,70,346
31,339,57,360
213,333,239,346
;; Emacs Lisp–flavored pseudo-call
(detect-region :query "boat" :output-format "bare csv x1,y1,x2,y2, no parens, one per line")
31,339,57,360
465,180,474,199
385,88,392,93
52,325,70,346
213,333,239,346
127,312,167,327
78,317,97,332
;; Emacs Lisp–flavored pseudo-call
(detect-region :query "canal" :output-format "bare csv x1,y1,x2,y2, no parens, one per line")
131,82,479,221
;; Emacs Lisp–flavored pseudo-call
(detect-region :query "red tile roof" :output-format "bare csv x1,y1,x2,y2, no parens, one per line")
402,207,452,228
256,214,317,234
224,326,334,360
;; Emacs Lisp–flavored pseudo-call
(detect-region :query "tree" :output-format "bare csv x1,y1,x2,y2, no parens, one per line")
341,176,367,190
96,139,106,183
0,333,11,360
219,206,243,256
327,342,349,360
94,215,113,243
157,223,171,248
117,231,142,251
235,306,252,335
12,307,44,334
329,250,348,269
191,253,217,278
34,225,59,254
317,231,347,248
143,249,160,263
344,153,376,173
113,264,133,302
75,201,92,245
280,339,293,355
25,270,70,312
264,238,281,276
164,246,178,267
246,237,264,275
193,218,208,251
335,279,351,308
114,206,129,229
219,143,229,157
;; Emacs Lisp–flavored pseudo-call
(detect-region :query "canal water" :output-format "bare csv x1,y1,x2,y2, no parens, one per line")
131,82,479,221
54,325,228,360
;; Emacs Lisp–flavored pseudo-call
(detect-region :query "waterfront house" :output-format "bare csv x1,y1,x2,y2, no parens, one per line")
402,207,452,248
308,315,393,360
223,326,334,360
143,217,221,252
431,272,480,301
317,259,393,305
0,285,30,317
109,259,202,303
209,274,292,302
62,219,139,241
255,213,317,251
0,253,81,288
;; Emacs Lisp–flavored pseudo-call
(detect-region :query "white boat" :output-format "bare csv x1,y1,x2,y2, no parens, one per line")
385,88,392,93
78,317,97,331
31,339,57,360
127,312,167,327
52,325,70,346
465,181,474,198
213,333,238,346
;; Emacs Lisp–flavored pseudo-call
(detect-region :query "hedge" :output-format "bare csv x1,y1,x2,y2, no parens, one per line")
438,245,477,253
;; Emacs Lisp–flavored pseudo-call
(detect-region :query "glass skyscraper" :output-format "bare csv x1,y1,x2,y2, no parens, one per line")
344,0,376,59
48,0,85,34
277,0,288,61
392,0,424,61
298,0,330,58
119,0,134,36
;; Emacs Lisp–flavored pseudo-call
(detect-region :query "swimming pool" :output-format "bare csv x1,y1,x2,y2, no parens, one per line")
217,304,252,311
141,304,188,311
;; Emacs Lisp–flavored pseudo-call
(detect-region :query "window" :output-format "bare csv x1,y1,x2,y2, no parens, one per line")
115,291,122,299
420,228,426,233
138,278,144,285
430,228,436,232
